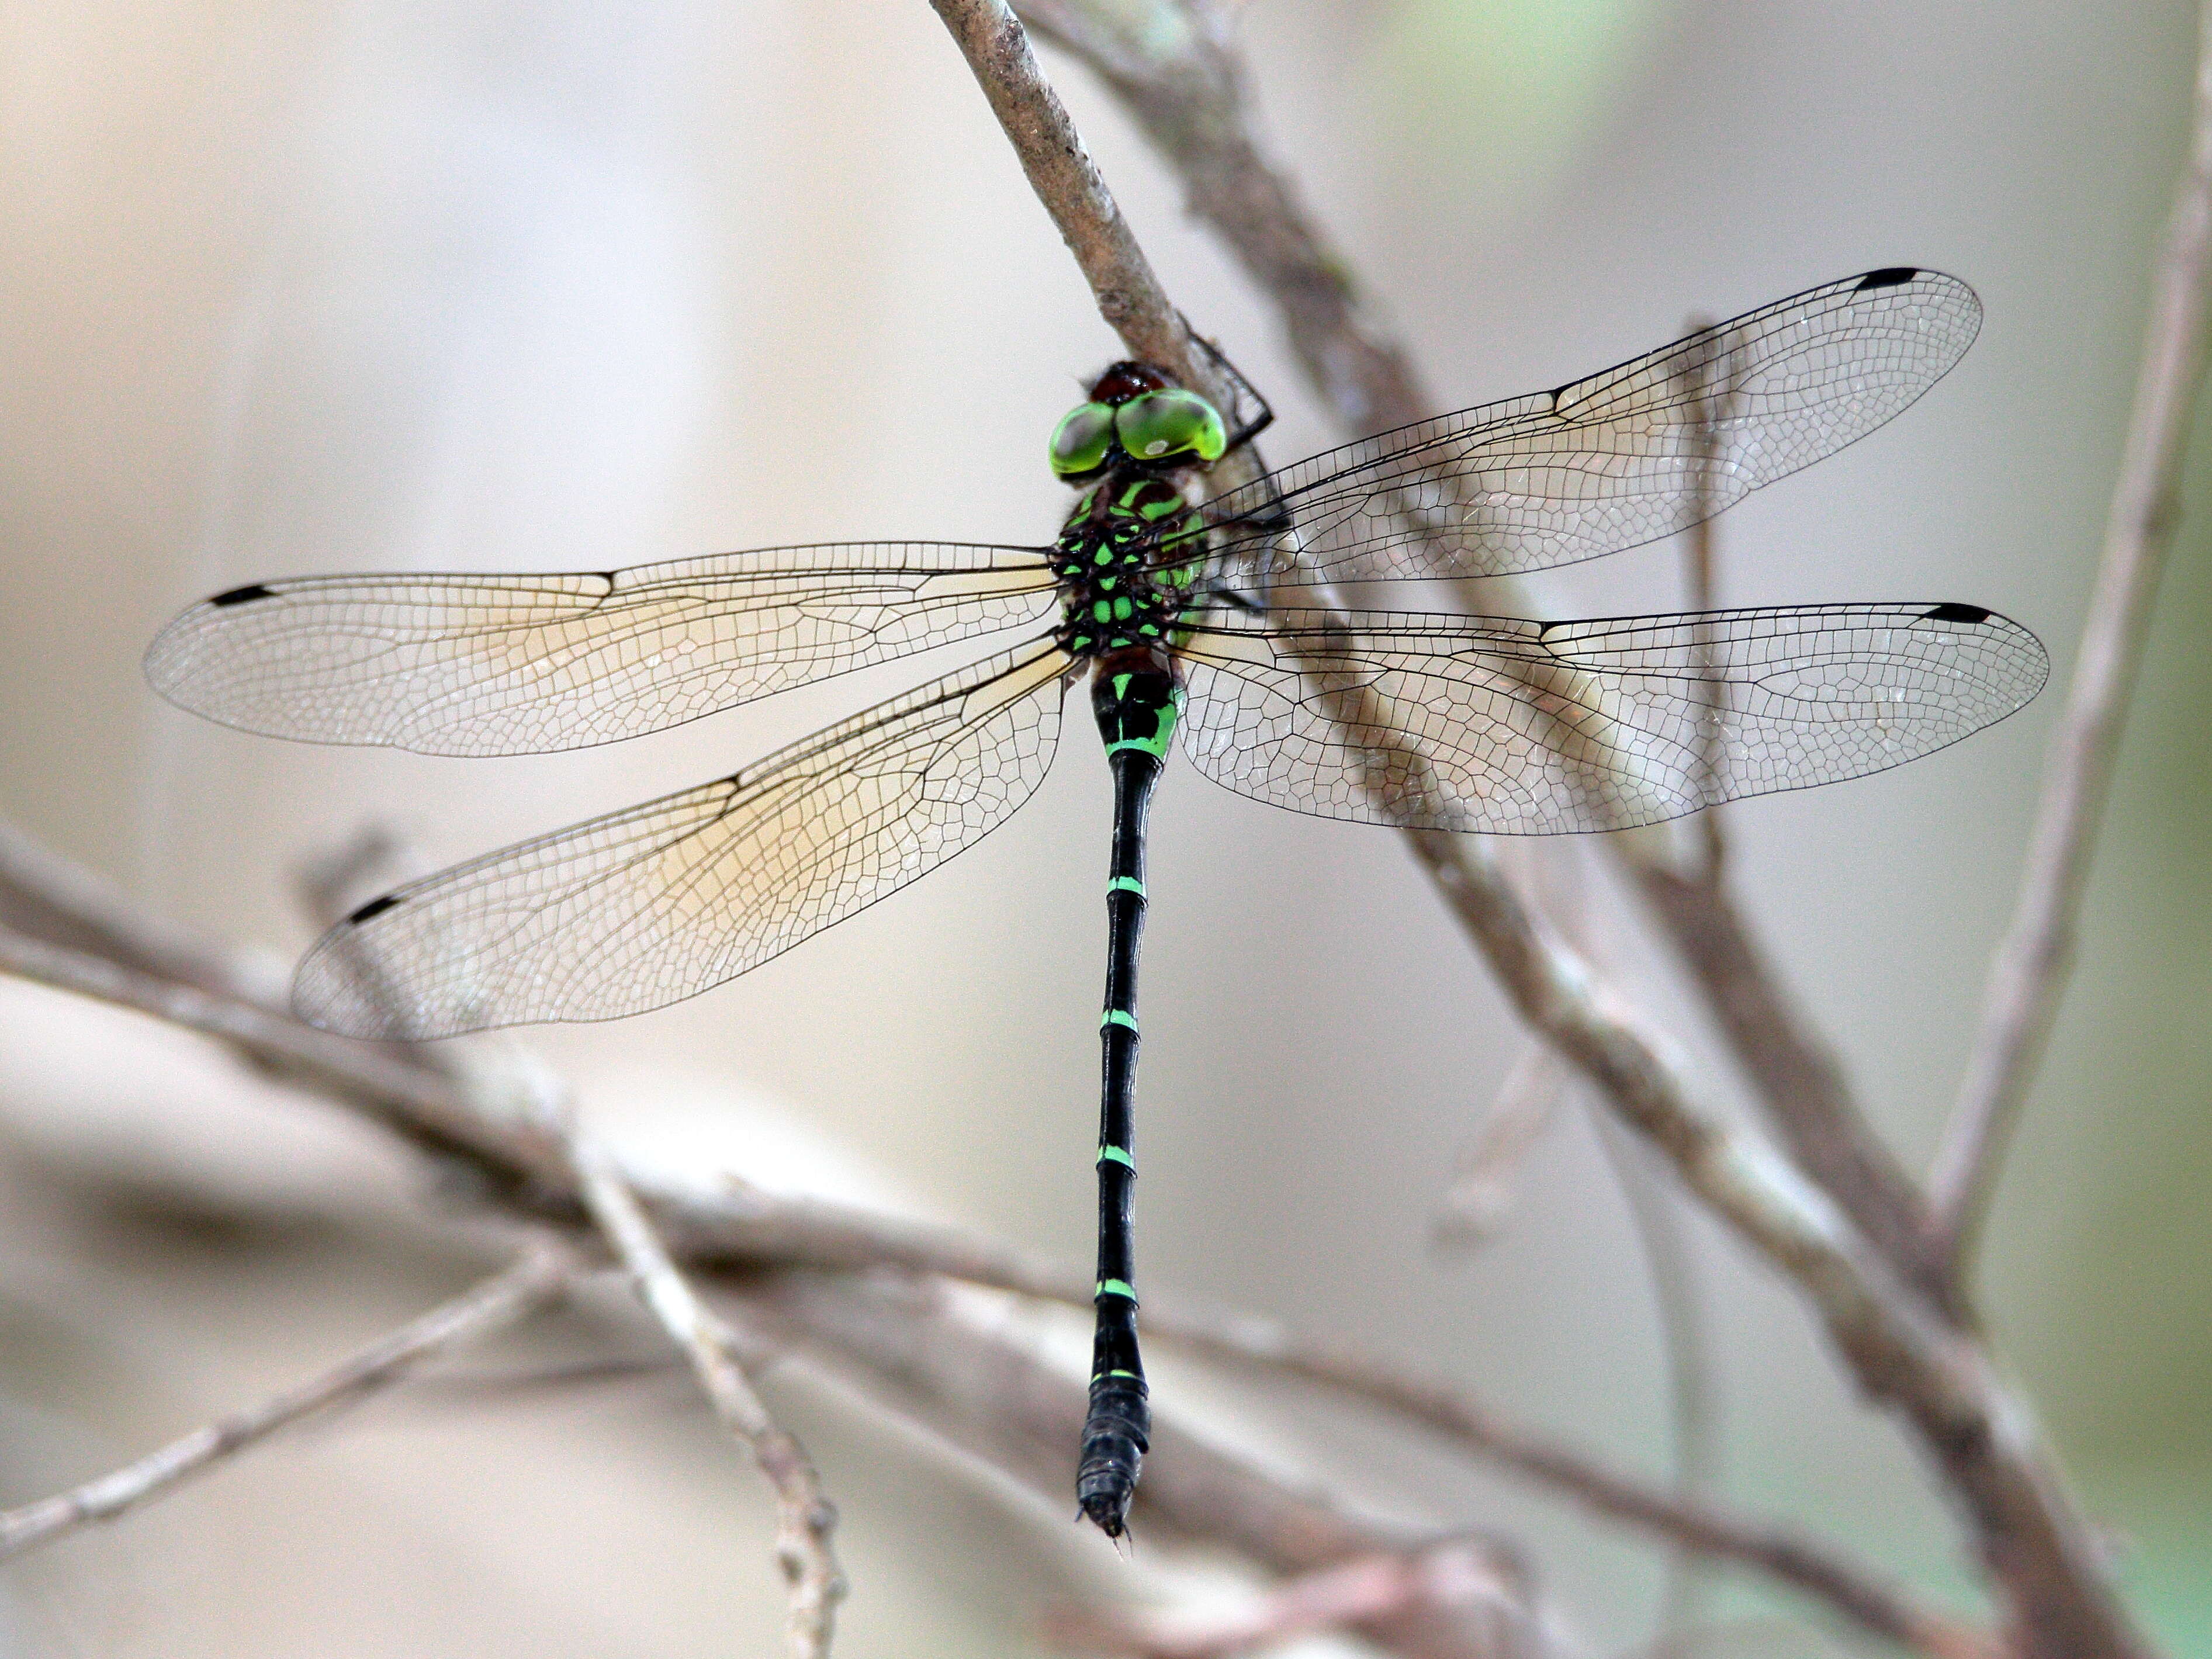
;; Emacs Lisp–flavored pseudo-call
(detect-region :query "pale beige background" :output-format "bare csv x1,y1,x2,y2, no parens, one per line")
0,0,2207,1653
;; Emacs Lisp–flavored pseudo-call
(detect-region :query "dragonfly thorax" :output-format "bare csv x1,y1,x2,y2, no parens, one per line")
1053,473,1207,661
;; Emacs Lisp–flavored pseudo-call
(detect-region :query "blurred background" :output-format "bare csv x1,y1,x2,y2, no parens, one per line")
0,0,2206,1653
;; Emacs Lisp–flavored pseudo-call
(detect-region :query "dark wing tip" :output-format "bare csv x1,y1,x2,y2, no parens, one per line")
1856,267,1921,292
210,582,279,608
1923,601,1992,624
345,892,403,924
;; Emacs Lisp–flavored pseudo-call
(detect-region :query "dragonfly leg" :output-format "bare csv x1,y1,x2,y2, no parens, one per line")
1076,657,1181,1536
1181,318,1275,455
1195,578,1270,617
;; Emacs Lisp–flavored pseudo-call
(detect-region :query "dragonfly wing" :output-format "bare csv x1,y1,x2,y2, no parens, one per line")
1200,270,1981,582
293,639,1074,1038
147,542,1060,756
1175,602,2045,834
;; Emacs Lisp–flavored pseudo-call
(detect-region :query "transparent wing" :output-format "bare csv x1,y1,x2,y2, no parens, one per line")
1175,601,2045,834
147,542,1060,756
293,639,1074,1038
1198,269,1981,583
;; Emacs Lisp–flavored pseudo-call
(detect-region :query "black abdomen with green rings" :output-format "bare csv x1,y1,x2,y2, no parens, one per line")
1078,650,1179,1534
1047,363,1227,1536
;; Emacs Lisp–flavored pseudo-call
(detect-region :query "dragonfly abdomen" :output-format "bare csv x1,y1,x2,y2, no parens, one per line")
1078,654,1182,1536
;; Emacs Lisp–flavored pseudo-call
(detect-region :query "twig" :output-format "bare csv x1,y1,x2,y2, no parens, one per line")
1043,1541,1532,1659
1014,0,1427,435
1618,853,1948,1306
1591,1110,1719,1653
1159,1289,1993,1659
1681,311,1730,884
1431,1042,1567,1249
562,1115,844,1659
0,880,1978,1655
0,1242,576,1560
0,922,572,1186
741,1271,1540,1659
929,0,1196,382
1497,839,1721,1654
1927,0,2212,1277
0,821,279,1010
1403,829,2141,1658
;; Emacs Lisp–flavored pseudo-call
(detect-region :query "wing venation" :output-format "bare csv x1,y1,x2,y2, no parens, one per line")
147,542,1059,756
292,639,1074,1037
1198,269,1981,584
1175,602,2045,833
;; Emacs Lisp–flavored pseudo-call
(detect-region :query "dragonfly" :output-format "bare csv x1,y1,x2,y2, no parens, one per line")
146,268,2047,1537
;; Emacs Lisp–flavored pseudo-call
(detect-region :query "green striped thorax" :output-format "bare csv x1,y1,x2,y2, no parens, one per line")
1048,361,1222,663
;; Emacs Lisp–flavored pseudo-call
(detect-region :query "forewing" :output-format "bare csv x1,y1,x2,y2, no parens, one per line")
147,542,1060,756
1199,270,1981,582
293,639,1074,1038
1176,602,2045,833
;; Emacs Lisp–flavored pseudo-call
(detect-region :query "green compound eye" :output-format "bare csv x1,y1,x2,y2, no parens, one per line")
1049,402,1116,479
1113,389,1226,465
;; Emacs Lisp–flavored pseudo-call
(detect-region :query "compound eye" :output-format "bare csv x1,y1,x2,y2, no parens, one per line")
1113,389,1226,464
1049,402,1116,478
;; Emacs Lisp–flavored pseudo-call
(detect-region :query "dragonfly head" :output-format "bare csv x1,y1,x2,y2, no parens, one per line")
1050,362,1227,484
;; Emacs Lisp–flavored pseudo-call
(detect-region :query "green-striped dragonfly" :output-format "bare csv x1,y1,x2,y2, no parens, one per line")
147,269,2047,1536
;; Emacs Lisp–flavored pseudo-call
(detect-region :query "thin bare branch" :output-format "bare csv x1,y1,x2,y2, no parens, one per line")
929,0,1195,381
0,871,1978,1655
742,1271,1539,1659
1609,331,1944,1305
1403,829,2141,1658
0,921,572,1185
0,1242,576,1560
1680,325,1729,885
1496,839,1720,1653
1928,0,2212,1275
563,1116,844,1659
0,821,280,1009
1431,1043,1569,1250
1620,853,1951,1308
1591,1111,1721,1651
1161,1294,1993,1659
1015,0,1428,434
1043,1542,1536,1659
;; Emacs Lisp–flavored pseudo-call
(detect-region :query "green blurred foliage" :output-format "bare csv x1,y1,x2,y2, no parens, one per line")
1355,0,1675,209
